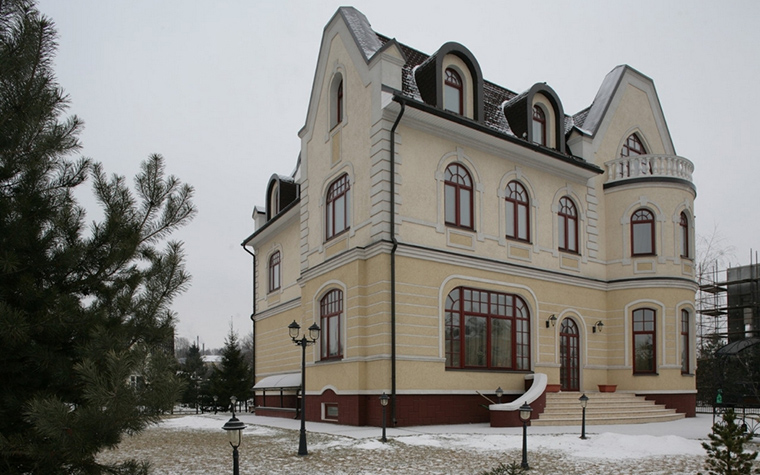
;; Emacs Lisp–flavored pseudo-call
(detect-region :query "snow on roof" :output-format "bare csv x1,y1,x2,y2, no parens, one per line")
253,372,301,389
339,7,383,62
578,65,626,136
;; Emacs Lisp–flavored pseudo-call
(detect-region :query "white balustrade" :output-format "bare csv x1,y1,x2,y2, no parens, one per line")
604,154,694,184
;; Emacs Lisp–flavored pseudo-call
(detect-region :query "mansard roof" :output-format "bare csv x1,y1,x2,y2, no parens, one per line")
334,6,599,169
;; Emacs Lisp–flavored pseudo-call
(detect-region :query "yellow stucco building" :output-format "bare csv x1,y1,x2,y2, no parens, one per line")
242,7,697,427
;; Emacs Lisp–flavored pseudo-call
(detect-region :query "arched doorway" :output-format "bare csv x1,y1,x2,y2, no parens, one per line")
560,318,580,391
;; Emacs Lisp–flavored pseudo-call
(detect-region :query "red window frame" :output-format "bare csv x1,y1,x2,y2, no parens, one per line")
268,251,280,292
336,80,343,125
444,163,473,229
558,197,578,253
631,208,655,256
633,308,656,374
505,181,530,242
320,289,343,360
681,309,690,374
325,174,350,240
532,105,547,146
621,133,646,157
444,287,530,371
444,68,463,115
680,212,689,258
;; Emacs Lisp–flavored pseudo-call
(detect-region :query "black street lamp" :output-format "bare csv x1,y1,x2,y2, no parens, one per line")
222,396,246,475
519,403,533,470
495,386,504,404
579,393,589,440
288,320,321,456
379,392,389,442
213,395,218,414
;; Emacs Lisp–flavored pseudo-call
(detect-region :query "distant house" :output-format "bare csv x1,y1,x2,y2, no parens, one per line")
243,7,696,427
202,354,222,368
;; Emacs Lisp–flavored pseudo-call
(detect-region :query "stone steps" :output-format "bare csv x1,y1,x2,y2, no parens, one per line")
532,392,685,426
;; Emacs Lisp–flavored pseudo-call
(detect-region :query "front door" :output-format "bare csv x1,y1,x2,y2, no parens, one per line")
560,318,580,391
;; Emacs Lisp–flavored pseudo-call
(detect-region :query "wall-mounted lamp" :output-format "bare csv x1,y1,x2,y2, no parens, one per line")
545,314,557,328
592,321,604,333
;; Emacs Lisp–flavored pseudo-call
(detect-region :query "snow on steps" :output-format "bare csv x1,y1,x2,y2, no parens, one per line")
532,392,685,426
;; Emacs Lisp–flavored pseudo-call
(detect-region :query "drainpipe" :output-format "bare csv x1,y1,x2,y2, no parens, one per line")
389,97,405,426
242,245,256,390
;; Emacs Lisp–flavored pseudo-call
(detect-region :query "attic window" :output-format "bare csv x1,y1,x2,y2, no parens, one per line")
444,68,463,115
330,74,344,129
532,105,547,146
621,133,646,157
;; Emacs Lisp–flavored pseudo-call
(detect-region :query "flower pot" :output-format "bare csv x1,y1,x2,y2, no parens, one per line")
598,384,617,393
545,384,561,393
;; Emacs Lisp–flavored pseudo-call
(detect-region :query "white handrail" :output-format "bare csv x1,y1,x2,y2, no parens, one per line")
489,373,547,411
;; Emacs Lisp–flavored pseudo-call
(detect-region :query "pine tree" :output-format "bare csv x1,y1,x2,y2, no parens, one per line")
210,327,253,411
0,1,196,472
181,343,206,407
701,409,759,475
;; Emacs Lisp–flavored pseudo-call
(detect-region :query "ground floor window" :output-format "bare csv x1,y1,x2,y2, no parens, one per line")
633,308,656,373
445,287,530,370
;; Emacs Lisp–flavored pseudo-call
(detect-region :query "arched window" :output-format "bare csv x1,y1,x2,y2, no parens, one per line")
681,309,690,374
558,197,578,253
444,163,473,229
532,105,546,146
621,133,646,157
633,308,656,373
270,182,280,217
631,208,655,256
330,75,344,129
320,289,343,360
444,68,463,115
268,251,280,292
505,181,529,242
445,287,530,370
680,212,690,258
326,174,350,240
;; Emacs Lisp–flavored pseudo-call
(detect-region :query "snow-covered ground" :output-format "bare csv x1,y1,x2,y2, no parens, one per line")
98,412,757,474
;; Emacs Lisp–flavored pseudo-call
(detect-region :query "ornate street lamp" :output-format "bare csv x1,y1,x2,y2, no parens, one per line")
579,393,589,440
288,320,321,456
222,395,246,475
379,392,389,442
495,387,504,404
519,403,533,470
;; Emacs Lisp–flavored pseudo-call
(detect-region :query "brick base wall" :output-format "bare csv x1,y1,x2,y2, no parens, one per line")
640,392,697,417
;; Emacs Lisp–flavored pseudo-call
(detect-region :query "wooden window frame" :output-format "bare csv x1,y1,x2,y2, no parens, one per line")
320,289,343,360
444,68,463,115
268,251,281,293
325,174,350,240
558,196,578,253
505,181,530,242
336,80,343,125
680,212,690,258
621,133,646,157
532,105,547,146
444,163,474,230
444,287,531,371
633,308,656,374
631,208,656,256
681,309,690,374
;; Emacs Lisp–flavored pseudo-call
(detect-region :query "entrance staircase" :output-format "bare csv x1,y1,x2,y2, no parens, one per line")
532,392,685,426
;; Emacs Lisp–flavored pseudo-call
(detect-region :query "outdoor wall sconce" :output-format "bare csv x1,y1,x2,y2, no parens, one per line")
592,321,604,333
545,314,557,328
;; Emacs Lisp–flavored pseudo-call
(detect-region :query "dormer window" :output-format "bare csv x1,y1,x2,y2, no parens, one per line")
621,133,646,157
444,68,463,115
270,182,280,217
532,105,547,146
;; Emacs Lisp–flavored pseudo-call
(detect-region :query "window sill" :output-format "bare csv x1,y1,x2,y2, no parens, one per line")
445,368,532,374
632,253,657,258
506,236,531,244
325,228,350,243
559,248,580,256
316,357,343,364
445,223,475,232
633,372,659,376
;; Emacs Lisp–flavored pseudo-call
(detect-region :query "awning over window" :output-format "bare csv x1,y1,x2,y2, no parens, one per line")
253,373,301,390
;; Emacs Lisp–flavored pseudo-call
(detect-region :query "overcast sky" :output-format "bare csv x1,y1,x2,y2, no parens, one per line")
37,1,760,349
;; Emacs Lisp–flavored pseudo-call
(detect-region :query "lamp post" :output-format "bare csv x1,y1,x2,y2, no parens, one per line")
288,320,321,456
379,392,389,442
214,395,218,414
579,394,589,440
495,387,503,404
518,403,533,470
222,396,246,475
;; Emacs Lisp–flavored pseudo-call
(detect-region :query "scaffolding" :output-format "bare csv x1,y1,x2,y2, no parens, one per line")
697,253,760,353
